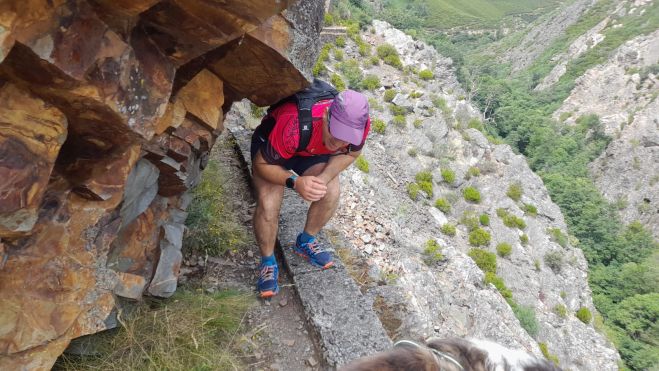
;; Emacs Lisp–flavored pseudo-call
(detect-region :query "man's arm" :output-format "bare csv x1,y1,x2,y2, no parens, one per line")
317,150,361,184
253,150,327,201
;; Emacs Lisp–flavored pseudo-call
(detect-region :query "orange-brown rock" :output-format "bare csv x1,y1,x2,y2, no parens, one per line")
139,0,292,67
0,82,67,237
0,0,174,140
176,69,224,131
0,0,323,368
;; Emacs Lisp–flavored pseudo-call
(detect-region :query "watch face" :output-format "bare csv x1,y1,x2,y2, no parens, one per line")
286,177,295,189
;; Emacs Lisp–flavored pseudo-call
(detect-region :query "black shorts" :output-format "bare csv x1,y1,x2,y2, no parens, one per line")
250,128,329,176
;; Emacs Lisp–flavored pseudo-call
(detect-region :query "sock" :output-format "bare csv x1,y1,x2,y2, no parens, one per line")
297,231,315,245
261,254,276,266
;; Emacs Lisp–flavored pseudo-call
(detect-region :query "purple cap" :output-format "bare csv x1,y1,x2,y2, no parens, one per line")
329,90,369,145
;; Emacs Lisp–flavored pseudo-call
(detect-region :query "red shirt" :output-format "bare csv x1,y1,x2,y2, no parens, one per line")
259,100,370,164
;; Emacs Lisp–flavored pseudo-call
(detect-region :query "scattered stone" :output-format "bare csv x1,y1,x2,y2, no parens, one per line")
307,357,318,367
284,339,295,347
279,298,288,307
247,250,254,258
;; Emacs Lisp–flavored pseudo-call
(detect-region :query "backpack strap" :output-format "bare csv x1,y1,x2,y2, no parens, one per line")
295,79,338,152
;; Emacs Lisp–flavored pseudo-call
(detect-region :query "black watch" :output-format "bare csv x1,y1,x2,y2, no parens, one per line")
285,175,298,189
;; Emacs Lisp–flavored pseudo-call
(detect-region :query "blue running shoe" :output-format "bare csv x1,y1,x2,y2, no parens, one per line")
257,263,279,298
294,235,334,269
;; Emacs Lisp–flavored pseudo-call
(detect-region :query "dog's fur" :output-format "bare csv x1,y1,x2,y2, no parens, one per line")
340,338,563,371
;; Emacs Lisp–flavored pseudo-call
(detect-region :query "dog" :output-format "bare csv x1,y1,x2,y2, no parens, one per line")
339,337,563,371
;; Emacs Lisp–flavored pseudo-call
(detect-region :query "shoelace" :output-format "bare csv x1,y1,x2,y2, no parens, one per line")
259,265,276,282
305,240,326,255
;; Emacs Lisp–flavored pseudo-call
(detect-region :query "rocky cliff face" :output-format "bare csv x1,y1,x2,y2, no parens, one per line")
503,0,598,72
0,1,321,368
322,20,620,369
553,29,659,238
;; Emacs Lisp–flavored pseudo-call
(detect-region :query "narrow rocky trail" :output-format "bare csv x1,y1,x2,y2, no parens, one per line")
180,131,323,371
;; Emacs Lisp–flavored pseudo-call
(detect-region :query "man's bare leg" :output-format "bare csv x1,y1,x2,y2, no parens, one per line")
252,171,285,259
301,162,340,236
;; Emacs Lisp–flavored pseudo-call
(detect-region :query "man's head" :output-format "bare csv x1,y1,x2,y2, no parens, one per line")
326,90,369,147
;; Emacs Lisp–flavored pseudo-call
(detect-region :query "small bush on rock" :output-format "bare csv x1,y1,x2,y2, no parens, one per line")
440,223,456,236
553,304,568,318
513,305,539,338
383,89,396,102
355,155,369,173
576,307,592,324
391,115,406,128
460,212,480,232
333,48,344,61
441,168,455,184
479,214,490,226
523,203,537,216
372,118,386,134
547,227,568,248
468,248,496,273
463,186,481,203
361,74,381,90
434,198,451,213
544,251,564,272
331,73,346,92
469,228,491,247
423,239,444,265
407,183,420,200
507,183,523,201
413,119,423,128
520,234,529,245
467,166,481,179
418,69,434,80
484,272,512,300
496,243,512,258
335,36,346,47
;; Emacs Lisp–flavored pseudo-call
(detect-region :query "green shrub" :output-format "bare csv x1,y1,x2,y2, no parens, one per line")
441,168,455,184
547,228,568,248
361,74,381,90
391,115,406,128
407,147,417,157
323,13,334,26
185,160,249,256
376,43,403,69
358,42,371,57
334,48,344,61
367,98,382,112
415,171,432,183
513,305,539,337
312,44,332,76
479,214,490,226
440,223,456,236
576,307,592,324
432,96,450,114
496,243,512,258
407,183,420,200
469,228,491,247
418,69,434,80
460,212,480,232
383,89,396,102
409,91,424,99
389,104,408,116
544,251,564,272
484,272,512,300
467,166,481,178
523,203,538,216
372,118,386,134
539,342,560,365
355,155,369,173
337,59,363,88
520,234,529,245
368,55,380,66
497,208,526,229
418,181,433,198
468,248,496,273
335,36,346,47
507,183,523,201
413,119,423,128
534,259,541,271
553,304,568,318
463,186,481,203
434,198,451,213
467,118,484,131
423,239,444,265
331,73,346,92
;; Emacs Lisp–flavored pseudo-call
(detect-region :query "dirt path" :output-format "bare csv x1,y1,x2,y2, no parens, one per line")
180,132,322,371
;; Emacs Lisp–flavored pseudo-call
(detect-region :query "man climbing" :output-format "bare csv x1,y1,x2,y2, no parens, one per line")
250,85,371,298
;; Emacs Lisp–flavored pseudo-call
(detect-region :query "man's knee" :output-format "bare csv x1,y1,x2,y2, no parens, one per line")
322,176,340,202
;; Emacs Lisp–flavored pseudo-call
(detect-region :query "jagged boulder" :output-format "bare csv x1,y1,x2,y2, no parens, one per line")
0,0,322,368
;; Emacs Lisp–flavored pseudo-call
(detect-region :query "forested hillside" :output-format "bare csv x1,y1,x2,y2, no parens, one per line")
328,0,659,369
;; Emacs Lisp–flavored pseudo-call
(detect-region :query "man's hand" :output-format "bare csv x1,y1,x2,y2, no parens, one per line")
294,176,327,202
